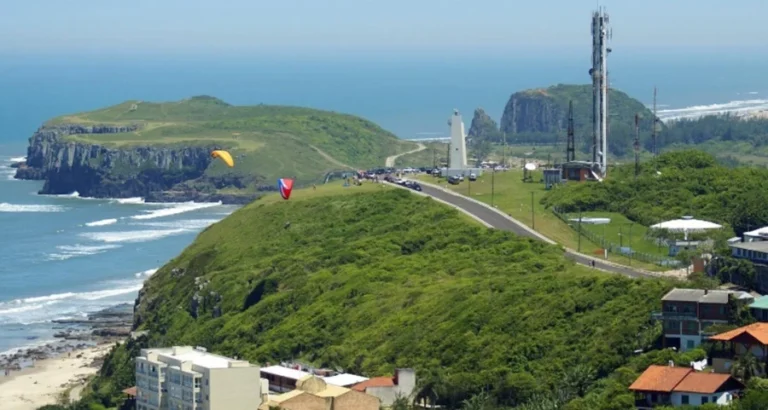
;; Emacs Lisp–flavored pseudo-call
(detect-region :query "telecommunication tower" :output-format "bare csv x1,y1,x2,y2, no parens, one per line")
590,8,611,177
566,100,575,162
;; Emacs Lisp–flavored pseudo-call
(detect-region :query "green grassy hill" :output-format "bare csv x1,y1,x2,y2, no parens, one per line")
48,96,414,185
78,183,674,409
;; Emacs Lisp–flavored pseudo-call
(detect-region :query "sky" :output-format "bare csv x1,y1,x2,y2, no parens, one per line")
2,0,768,56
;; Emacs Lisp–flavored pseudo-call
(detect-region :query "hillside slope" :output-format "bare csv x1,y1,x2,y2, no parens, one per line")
81,185,672,409
498,84,662,157
15,96,413,203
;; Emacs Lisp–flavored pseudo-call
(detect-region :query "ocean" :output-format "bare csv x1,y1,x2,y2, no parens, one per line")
1,49,768,355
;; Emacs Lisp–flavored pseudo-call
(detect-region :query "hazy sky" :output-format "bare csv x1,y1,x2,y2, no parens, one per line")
2,0,768,54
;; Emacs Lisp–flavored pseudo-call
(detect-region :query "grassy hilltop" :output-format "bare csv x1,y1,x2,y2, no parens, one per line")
77,183,675,409
47,96,414,185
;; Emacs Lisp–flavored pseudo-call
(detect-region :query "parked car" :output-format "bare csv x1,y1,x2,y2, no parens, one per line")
448,175,461,185
468,173,477,181
403,181,422,191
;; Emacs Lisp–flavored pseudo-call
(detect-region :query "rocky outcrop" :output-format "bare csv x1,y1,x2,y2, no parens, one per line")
467,108,502,144
14,124,254,204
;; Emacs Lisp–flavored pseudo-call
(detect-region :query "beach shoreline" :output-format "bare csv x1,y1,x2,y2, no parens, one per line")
0,342,117,410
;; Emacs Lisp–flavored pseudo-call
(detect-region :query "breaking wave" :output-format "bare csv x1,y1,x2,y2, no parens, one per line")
658,98,768,122
130,201,222,220
85,218,118,227
0,203,66,213
80,229,189,244
0,267,157,326
47,244,122,261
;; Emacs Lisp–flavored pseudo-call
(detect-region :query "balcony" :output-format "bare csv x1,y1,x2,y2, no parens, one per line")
651,311,697,321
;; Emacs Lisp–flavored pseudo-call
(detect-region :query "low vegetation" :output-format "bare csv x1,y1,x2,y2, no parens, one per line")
49,96,416,185
66,183,676,409
542,150,768,237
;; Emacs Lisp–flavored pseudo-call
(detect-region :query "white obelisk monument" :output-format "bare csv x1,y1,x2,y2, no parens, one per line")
448,109,467,169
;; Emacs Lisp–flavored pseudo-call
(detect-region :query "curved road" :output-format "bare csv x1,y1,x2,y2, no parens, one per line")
416,183,660,279
385,143,426,168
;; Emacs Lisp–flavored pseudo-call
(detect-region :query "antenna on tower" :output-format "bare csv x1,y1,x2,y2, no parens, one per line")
634,113,640,179
652,87,658,157
567,100,575,162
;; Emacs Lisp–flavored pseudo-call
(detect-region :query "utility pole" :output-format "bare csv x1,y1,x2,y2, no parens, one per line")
652,87,658,157
432,145,437,169
491,168,495,207
578,208,583,252
531,192,535,230
446,142,451,168
502,132,507,167
629,223,634,265
634,113,640,179
467,174,471,196
567,100,575,162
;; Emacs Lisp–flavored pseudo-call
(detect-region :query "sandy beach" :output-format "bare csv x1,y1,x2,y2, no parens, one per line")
0,343,116,410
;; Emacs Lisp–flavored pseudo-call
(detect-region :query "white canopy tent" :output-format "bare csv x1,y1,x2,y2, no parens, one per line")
650,216,722,240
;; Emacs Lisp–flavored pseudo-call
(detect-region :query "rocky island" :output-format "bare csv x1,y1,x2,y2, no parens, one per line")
14,96,413,204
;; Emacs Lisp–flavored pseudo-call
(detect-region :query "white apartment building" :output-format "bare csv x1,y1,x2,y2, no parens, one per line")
135,346,262,410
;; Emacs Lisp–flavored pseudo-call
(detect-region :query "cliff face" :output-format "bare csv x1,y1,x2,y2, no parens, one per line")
15,124,257,204
500,93,563,135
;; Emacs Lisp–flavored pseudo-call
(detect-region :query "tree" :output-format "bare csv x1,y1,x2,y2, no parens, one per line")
471,140,494,167
562,364,596,399
461,391,495,410
731,352,765,383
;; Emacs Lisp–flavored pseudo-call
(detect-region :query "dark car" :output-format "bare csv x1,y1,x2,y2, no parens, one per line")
448,175,461,185
404,181,422,191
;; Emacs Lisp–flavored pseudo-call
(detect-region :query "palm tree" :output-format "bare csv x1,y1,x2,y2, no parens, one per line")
562,364,596,398
731,352,765,382
460,391,494,410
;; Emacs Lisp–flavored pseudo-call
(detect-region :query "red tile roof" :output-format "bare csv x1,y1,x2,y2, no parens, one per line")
673,372,733,394
628,365,693,393
351,376,395,392
629,365,743,394
122,386,137,397
710,322,768,345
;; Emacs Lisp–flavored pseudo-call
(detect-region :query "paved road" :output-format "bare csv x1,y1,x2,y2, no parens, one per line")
417,183,659,279
385,143,426,168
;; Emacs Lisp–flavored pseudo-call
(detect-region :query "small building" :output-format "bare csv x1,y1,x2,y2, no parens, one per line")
135,346,263,410
750,296,768,322
709,322,768,375
743,226,768,242
260,365,369,392
730,241,768,264
543,168,563,189
351,368,416,408
260,375,380,410
629,365,744,408
651,288,753,351
560,161,599,182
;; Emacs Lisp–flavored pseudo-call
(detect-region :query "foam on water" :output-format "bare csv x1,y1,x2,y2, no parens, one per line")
80,228,189,243
130,201,222,220
658,98,768,122
135,219,220,230
0,268,157,326
47,244,122,260
85,218,118,227
112,197,146,205
0,203,67,212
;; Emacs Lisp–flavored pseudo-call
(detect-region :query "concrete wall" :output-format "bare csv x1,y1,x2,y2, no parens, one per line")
366,369,417,407
208,367,263,410
671,391,736,406
277,393,327,410
334,390,380,410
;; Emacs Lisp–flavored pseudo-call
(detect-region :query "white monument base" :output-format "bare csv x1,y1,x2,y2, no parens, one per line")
439,168,484,178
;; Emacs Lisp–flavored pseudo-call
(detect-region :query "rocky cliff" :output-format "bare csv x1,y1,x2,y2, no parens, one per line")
466,108,502,144
498,84,661,156
15,124,258,204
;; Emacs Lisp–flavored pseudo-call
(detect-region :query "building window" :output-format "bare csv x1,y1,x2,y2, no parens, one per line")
682,395,689,405
194,377,201,389
687,340,695,349
702,396,709,404
713,395,718,402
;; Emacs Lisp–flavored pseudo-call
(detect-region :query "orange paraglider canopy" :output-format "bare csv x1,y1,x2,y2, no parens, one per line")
211,150,234,167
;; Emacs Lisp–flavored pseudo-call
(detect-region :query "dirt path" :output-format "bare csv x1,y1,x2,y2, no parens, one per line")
385,143,426,167
308,144,354,169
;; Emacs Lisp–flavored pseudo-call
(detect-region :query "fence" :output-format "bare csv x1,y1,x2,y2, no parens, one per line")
552,207,678,267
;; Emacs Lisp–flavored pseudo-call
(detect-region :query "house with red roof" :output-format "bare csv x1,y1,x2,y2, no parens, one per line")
709,322,768,374
629,365,744,408
351,368,416,408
